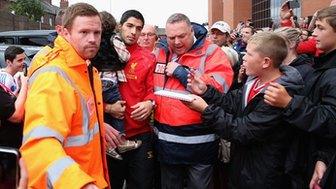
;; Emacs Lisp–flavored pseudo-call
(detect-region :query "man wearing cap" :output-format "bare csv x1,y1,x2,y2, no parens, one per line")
210,21,239,66
209,21,239,189
210,21,244,91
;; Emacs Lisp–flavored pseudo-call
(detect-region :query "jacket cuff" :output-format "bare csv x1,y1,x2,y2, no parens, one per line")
316,149,335,166
144,94,155,102
53,162,96,188
172,66,189,87
202,104,218,126
283,95,304,118
201,85,215,102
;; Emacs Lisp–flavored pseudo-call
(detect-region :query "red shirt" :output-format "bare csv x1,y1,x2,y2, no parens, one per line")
119,44,156,138
247,78,274,103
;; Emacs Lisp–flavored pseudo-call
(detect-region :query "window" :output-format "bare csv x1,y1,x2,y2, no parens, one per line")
19,37,49,46
0,37,14,44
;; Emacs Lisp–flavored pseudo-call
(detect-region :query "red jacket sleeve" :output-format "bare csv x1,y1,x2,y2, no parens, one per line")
200,46,234,93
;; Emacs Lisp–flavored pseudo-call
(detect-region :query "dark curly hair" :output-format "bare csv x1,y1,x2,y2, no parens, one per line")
100,11,117,33
91,12,125,72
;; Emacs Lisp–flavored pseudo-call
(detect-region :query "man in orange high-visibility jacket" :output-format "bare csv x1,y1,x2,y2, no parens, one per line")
153,13,233,189
21,3,121,189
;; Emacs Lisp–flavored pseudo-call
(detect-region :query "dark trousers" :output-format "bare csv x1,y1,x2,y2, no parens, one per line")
160,163,214,189
213,161,229,189
107,133,155,189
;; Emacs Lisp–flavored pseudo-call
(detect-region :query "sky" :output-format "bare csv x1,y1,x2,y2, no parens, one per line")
51,0,208,28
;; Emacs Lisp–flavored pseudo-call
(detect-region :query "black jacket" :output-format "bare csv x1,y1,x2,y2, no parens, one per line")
289,54,314,84
283,49,336,188
282,54,315,189
91,31,125,72
201,66,303,189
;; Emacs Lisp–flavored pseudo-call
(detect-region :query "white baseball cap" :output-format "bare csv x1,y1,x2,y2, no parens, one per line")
210,21,231,34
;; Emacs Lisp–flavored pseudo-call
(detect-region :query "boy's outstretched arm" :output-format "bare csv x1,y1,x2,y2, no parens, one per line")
201,100,284,145
184,94,209,113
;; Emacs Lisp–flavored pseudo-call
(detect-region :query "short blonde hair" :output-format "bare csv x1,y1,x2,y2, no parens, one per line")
248,31,288,67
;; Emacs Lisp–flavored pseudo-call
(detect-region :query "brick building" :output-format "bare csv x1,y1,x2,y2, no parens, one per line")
0,0,68,31
208,0,251,29
208,0,331,29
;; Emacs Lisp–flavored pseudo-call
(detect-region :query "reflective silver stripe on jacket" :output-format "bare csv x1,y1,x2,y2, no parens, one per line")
153,127,216,144
199,44,230,92
212,73,229,93
198,44,217,74
22,126,64,144
47,157,75,188
64,122,99,147
26,65,98,147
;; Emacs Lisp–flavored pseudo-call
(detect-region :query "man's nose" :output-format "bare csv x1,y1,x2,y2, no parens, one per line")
131,27,137,35
88,33,96,42
174,38,181,45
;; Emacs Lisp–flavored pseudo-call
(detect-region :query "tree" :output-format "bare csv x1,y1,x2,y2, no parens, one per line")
10,0,44,22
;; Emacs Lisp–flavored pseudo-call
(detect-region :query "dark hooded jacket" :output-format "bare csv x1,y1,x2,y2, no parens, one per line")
283,54,315,188
201,65,303,188
289,54,314,84
283,49,336,188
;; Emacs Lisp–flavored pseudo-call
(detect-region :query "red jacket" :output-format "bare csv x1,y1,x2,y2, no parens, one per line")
154,40,233,126
119,44,156,138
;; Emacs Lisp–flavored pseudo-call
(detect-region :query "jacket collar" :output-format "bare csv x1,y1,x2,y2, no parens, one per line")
314,49,336,70
54,36,87,67
190,22,208,50
290,54,313,67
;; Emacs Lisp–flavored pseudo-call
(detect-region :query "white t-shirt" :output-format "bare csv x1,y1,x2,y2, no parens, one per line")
0,70,17,93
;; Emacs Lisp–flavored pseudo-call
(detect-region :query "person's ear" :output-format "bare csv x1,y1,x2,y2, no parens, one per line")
62,27,70,36
289,41,296,49
55,25,63,35
118,23,122,32
262,57,272,69
5,59,13,67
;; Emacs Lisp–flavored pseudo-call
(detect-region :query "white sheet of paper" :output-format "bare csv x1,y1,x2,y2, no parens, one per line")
154,90,193,102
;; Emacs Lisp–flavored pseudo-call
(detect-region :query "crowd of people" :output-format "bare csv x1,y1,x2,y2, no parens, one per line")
1,1,336,189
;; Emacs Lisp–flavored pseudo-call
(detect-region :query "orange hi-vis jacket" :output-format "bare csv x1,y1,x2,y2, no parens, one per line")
21,36,110,188
154,40,234,126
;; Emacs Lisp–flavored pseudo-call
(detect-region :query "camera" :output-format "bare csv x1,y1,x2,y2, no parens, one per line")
0,147,20,189
287,0,300,9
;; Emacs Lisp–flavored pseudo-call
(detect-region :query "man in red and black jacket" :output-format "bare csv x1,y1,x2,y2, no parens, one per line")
106,10,156,189
154,13,233,189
